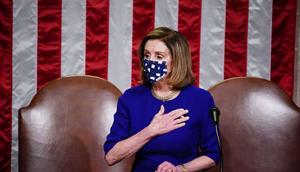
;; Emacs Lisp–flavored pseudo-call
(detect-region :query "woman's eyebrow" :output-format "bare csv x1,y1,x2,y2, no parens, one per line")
155,51,169,55
144,49,169,55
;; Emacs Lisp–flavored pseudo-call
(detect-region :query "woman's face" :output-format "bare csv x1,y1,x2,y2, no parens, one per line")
144,39,172,77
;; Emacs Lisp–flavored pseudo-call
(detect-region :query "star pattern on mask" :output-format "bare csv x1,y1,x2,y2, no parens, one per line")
143,59,167,83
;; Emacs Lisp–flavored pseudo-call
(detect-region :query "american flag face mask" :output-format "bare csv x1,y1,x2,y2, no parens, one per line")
143,58,167,83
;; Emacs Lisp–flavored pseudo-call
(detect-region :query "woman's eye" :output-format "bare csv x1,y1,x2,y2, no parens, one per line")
157,56,163,59
144,54,150,59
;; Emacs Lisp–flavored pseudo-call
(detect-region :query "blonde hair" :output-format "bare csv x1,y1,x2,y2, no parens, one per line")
138,27,195,89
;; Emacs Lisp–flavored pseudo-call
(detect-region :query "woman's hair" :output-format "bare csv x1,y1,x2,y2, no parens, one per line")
138,27,195,89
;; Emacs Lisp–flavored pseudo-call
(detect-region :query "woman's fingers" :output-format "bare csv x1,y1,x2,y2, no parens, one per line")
157,161,167,172
158,107,188,119
173,115,189,124
166,168,172,172
150,107,189,135
157,161,176,172
170,109,188,120
157,161,168,171
156,105,165,116
167,108,186,116
156,163,164,172
173,122,186,130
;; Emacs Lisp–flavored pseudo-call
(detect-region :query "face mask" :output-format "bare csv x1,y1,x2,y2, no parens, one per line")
143,58,167,83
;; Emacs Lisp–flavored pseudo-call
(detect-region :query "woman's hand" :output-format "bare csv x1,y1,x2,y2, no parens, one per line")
146,105,189,137
156,161,177,172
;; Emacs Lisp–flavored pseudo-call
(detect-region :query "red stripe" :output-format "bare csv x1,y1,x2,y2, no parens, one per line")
0,0,12,171
37,0,62,90
178,0,201,86
131,0,155,86
86,0,109,79
224,0,249,79
271,0,297,97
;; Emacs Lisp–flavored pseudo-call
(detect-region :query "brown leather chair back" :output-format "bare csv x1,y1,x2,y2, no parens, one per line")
207,77,300,172
19,76,133,172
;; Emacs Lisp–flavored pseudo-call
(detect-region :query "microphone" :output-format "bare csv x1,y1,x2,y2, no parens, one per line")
210,106,223,172
210,107,220,125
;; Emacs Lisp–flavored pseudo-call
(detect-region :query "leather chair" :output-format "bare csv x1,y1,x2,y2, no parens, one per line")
206,77,300,172
19,76,134,172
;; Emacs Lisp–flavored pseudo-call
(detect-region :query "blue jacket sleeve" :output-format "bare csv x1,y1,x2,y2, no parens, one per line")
103,95,130,155
198,93,221,164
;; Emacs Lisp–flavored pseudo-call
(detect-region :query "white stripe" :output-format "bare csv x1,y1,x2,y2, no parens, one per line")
247,0,273,79
200,0,226,89
155,0,178,30
12,0,38,171
61,0,86,76
108,0,133,92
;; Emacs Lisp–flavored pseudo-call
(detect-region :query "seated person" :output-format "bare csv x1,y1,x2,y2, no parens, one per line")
104,27,220,172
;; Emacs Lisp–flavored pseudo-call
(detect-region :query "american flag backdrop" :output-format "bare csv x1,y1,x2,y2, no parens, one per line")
0,0,299,171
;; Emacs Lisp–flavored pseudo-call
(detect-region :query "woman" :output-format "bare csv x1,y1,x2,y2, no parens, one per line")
104,27,220,172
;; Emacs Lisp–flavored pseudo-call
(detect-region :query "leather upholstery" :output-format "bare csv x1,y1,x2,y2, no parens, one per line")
19,76,133,172
19,76,300,172
206,77,300,172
